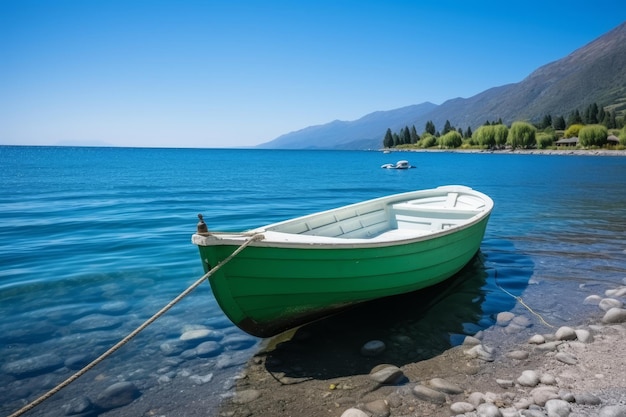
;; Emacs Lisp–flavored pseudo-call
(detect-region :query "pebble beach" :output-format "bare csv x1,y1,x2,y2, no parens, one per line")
218,278,626,417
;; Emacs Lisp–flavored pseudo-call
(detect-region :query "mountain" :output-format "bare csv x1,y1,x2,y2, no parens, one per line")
256,102,437,150
257,22,626,150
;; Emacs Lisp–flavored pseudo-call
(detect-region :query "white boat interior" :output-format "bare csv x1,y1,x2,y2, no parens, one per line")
253,186,491,244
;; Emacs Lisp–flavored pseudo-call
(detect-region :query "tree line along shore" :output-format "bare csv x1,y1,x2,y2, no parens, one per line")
383,102,626,151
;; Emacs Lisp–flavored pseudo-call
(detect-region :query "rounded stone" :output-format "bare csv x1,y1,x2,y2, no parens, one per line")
555,352,577,365
62,396,94,415
364,399,389,416
340,408,369,417
545,399,570,417
574,329,594,343
496,311,515,326
464,344,495,361
506,350,529,360
463,335,482,346
196,341,221,358
94,381,140,410
574,392,601,405
583,295,602,305
605,287,626,297
467,391,486,407
540,373,556,385
534,341,562,352
512,315,532,328
413,384,446,404
598,405,626,417
221,334,257,350
361,340,386,357
602,307,626,324
476,402,503,417
369,364,404,384
517,370,540,387
599,298,624,311
64,354,91,370
428,377,463,394
160,339,187,356
180,329,223,344
531,386,559,406
528,334,545,344
1,353,64,377
559,390,575,402
451,401,475,413
554,326,576,341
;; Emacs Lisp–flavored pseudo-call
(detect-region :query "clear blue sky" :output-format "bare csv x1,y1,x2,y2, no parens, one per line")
1,1,625,148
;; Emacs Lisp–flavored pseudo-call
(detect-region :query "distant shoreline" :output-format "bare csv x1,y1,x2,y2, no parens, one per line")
382,148,626,157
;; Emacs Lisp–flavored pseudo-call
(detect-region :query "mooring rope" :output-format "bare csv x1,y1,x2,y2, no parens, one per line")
8,234,264,417
493,269,555,329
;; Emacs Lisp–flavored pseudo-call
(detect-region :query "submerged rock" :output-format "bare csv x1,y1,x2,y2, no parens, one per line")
93,381,140,410
2,353,64,377
361,340,386,357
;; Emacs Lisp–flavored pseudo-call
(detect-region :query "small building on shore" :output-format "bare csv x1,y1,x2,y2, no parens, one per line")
555,137,579,147
608,134,620,146
556,134,620,147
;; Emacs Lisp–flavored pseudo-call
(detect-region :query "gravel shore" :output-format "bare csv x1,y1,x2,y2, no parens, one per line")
217,279,626,417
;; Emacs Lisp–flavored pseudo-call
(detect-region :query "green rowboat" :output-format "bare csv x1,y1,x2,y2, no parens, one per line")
192,185,493,338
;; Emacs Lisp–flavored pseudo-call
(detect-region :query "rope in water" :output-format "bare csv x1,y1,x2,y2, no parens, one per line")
493,269,555,329
8,234,264,417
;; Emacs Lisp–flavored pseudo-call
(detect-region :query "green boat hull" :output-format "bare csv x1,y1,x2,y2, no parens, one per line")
197,215,490,338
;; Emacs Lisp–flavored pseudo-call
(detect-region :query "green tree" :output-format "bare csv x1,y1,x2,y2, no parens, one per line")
464,126,473,139
473,125,496,148
585,103,599,124
401,126,411,145
439,130,463,149
419,133,437,148
579,124,608,147
410,125,420,144
425,120,436,135
507,121,536,149
383,128,394,148
619,126,626,146
598,106,606,126
553,115,566,130
442,120,453,135
567,110,583,127
536,131,556,149
540,114,552,129
564,124,584,138
493,124,509,147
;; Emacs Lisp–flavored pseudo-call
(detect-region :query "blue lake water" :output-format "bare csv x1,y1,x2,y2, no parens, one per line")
1,146,626,416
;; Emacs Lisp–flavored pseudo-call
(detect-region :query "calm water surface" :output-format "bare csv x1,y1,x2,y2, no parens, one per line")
1,146,626,416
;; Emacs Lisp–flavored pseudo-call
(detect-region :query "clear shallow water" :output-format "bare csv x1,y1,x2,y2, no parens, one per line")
1,146,626,416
